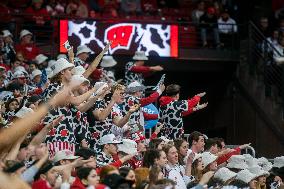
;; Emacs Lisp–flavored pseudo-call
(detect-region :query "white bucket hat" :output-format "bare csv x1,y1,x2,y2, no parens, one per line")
13,71,26,79
100,56,117,68
133,51,148,61
214,167,237,183
15,107,34,118
14,66,28,75
227,155,248,170
31,69,42,80
35,54,48,65
46,68,53,79
93,82,108,96
201,152,218,168
70,75,89,86
50,58,74,78
236,169,257,184
76,45,92,56
57,54,67,60
126,81,146,93
20,29,32,39
48,60,56,68
2,30,12,38
117,139,138,155
248,165,269,178
53,150,79,163
257,157,273,171
73,66,86,76
273,156,284,168
100,134,122,145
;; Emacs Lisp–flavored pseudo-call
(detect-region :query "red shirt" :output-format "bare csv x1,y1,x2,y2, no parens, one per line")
217,147,241,165
32,179,52,189
15,43,40,61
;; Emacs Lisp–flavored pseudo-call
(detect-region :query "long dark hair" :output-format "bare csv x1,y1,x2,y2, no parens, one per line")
143,149,161,168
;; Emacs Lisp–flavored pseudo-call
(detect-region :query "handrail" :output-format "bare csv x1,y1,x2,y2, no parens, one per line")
249,21,282,58
234,78,284,144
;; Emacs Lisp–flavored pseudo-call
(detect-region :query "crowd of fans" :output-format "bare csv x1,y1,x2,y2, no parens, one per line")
0,26,283,189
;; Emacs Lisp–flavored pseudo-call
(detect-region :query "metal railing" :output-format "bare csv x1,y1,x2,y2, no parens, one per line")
248,22,284,110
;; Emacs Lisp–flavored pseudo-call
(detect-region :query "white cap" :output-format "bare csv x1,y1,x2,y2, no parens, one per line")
2,30,12,38
273,156,284,168
76,45,92,56
20,29,32,39
126,81,146,93
201,152,217,168
35,54,48,65
15,107,34,118
257,157,273,171
236,169,257,184
227,155,248,170
57,54,67,60
117,139,137,155
100,134,122,145
214,167,237,183
93,82,108,96
13,71,26,79
48,60,56,68
243,154,258,168
70,75,89,86
50,58,74,78
73,66,86,76
53,150,79,163
248,165,269,178
100,56,117,68
31,69,42,80
133,51,148,61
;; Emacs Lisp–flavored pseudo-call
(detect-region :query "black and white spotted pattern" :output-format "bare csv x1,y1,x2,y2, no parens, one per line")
124,62,144,85
42,83,77,155
159,100,188,139
96,151,115,167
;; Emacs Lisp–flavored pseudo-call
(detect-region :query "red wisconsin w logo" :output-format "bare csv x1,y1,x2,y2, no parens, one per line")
105,24,135,53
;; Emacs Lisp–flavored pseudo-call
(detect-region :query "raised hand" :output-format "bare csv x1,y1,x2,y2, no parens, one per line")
193,102,208,111
239,143,251,149
154,122,164,134
151,65,164,71
129,104,140,113
196,92,206,97
46,115,64,130
159,84,165,92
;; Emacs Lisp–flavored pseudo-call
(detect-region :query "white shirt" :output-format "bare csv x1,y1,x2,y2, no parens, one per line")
273,44,284,64
166,164,195,189
218,18,237,34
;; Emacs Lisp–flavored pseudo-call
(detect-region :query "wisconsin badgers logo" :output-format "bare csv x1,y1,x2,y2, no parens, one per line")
105,24,135,54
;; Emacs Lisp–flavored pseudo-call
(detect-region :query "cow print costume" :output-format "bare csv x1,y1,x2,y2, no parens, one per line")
87,99,121,152
159,98,188,139
96,151,115,168
124,62,144,85
42,83,77,157
70,105,92,149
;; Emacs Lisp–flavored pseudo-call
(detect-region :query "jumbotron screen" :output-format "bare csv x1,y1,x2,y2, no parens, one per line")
59,20,178,57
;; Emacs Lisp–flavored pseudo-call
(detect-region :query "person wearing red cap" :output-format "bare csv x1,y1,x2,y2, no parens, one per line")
199,7,221,48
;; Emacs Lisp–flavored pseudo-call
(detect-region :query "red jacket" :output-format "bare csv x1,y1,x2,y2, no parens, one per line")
130,65,152,77
32,179,52,189
25,6,50,24
217,147,241,165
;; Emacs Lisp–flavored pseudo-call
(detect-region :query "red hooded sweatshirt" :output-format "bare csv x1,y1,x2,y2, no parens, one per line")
159,95,201,116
